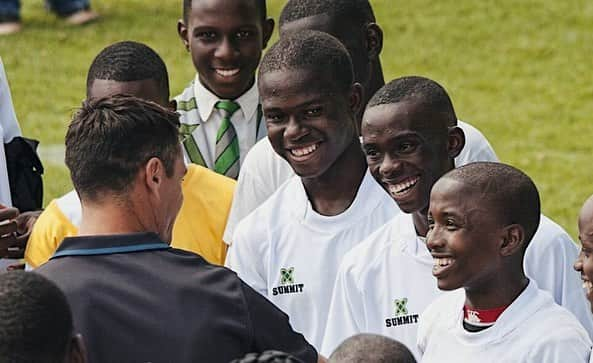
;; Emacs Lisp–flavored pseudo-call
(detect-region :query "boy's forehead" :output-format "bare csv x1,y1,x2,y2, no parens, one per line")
189,0,260,22
260,68,339,99
363,101,443,136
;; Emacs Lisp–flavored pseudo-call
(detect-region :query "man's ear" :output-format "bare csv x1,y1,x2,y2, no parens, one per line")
365,23,383,59
178,19,190,51
262,18,275,49
500,224,526,257
145,157,165,195
68,334,88,363
447,126,465,159
348,83,364,117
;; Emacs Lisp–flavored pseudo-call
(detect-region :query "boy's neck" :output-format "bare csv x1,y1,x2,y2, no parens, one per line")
301,139,367,216
464,273,529,311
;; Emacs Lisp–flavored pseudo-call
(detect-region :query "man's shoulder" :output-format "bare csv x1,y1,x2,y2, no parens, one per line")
529,214,577,254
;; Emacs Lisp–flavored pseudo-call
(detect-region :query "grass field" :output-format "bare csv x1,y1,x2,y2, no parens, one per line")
1,0,592,238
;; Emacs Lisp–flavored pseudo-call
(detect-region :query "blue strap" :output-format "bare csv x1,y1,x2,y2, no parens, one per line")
51,243,170,259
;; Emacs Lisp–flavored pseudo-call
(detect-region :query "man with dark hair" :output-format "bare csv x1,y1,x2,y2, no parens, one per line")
0,271,86,363
225,30,398,350
37,96,320,363
222,0,497,245
328,334,416,363
26,40,236,268
418,162,591,362
322,76,593,359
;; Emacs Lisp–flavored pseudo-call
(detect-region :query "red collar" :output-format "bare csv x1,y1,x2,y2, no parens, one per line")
463,305,509,326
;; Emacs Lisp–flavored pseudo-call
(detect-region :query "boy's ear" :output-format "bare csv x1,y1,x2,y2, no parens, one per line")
447,126,465,159
365,23,383,59
500,224,525,257
177,19,190,51
348,83,364,117
262,18,275,49
168,99,177,111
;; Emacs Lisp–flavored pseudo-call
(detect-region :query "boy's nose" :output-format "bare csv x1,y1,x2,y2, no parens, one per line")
379,154,403,178
574,252,584,272
215,38,238,61
284,117,308,141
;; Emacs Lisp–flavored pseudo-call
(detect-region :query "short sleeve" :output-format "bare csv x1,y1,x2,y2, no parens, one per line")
25,200,78,268
241,282,318,363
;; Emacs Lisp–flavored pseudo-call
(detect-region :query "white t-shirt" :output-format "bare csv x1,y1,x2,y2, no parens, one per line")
321,213,440,359
0,57,22,207
321,214,593,358
225,170,400,349
223,120,497,244
417,280,591,363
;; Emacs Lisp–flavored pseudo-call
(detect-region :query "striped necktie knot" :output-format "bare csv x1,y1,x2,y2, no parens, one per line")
214,100,241,179
215,100,240,118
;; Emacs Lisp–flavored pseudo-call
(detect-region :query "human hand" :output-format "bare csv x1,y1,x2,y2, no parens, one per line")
10,210,41,259
0,206,19,258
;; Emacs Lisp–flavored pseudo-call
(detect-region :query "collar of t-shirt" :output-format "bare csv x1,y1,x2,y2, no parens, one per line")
50,232,170,259
391,212,431,261
450,280,545,344
294,169,387,233
193,74,259,124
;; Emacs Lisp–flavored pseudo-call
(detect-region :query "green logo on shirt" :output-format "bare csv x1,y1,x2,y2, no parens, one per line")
273,267,304,296
280,267,294,285
395,298,408,316
385,297,419,328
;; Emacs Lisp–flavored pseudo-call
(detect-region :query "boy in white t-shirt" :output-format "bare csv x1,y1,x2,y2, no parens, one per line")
225,31,399,349
417,162,591,362
222,0,498,245
321,76,593,359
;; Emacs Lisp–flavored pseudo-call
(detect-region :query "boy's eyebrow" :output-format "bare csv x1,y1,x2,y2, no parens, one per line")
263,98,326,112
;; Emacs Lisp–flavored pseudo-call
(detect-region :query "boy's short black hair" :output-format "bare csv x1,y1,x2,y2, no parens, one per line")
258,30,354,95
0,271,73,363
65,96,181,202
183,0,267,24
367,76,458,126
229,350,304,363
329,334,417,363
86,41,169,100
279,0,375,28
443,162,541,247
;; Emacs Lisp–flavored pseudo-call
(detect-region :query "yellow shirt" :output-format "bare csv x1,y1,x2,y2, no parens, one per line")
25,164,235,268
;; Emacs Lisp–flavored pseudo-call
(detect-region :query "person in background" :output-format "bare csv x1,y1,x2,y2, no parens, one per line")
0,0,98,35
328,334,416,363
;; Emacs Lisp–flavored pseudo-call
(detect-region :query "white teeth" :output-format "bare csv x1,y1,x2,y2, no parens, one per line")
433,257,453,267
582,280,593,292
388,176,420,195
291,144,318,157
216,69,240,77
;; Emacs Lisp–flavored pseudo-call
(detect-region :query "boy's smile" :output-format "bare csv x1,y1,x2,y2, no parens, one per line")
574,196,593,311
259,68,358,178
362,101,452,215
179,0,273,100
427,177,503,291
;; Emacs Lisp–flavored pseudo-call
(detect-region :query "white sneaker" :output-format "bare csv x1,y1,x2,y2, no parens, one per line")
64,9,99,25
0,21,21,35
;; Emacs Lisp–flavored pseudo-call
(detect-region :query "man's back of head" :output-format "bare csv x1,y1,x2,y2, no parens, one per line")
0,271,86,363
328,334,416,363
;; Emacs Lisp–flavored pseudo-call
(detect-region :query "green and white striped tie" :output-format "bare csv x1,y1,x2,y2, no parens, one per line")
214,100,241,179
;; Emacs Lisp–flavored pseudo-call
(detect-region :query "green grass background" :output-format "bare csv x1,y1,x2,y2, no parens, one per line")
1,0,591,239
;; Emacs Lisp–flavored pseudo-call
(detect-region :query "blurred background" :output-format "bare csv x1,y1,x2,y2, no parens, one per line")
0,0,591,238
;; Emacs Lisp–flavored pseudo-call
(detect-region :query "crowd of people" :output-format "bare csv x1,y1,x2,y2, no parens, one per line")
1,0,593,362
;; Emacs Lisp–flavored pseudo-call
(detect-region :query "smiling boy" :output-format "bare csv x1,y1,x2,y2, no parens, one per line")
321,76,593,359
222,0,497,245
417,162,591,362
225,31,399,349
176,0,274,178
